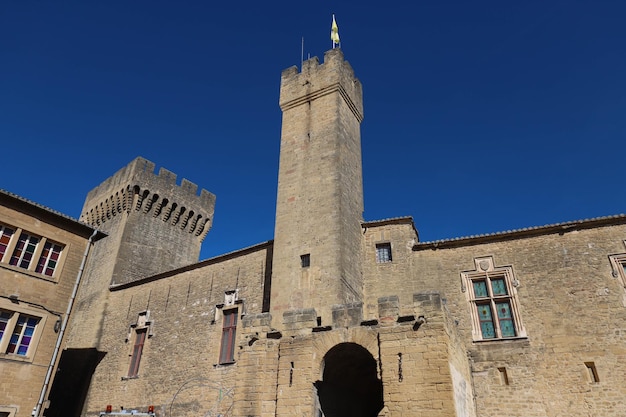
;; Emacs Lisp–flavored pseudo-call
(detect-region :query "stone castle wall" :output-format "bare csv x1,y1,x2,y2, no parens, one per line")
80,242,272,417
363,218,626,416
57,47,626,417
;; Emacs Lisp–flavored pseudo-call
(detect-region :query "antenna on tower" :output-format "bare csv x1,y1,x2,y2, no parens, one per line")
301,36,304,69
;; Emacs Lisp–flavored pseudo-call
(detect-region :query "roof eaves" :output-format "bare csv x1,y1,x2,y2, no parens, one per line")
413,214,626,251
0,189,106,241
109,240,274,291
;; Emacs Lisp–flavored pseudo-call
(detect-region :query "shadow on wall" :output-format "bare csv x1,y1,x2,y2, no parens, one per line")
45,348,107,417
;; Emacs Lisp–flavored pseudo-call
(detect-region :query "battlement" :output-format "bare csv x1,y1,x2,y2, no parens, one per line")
80,157,216,241
84,157,214,208
279,49,363,121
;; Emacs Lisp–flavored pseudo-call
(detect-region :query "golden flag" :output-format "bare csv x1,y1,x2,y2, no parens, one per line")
331,14,340,45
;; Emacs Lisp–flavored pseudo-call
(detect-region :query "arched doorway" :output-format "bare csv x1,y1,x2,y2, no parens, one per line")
314,342,384,417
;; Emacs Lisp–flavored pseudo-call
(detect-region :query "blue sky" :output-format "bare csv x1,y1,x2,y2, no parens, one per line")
1,1,624,260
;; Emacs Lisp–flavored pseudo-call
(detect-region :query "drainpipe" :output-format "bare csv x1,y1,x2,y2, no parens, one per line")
34,228,99,417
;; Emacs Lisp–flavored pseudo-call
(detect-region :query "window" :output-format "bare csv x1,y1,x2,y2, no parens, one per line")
0,223,65,277
9,232,39,269
0,225,15,260
301,253,310,268
0,407,17,417
584,362,600,383
128,328,147,377
376,243,392,263
35,241,63,276
462,256,525,341
125,311,152,378
0,309,41,357
609,251,626,289
219,308,238,364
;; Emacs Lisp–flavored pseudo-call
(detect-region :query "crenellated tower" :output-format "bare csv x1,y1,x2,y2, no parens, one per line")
67,157,215,348
271,49,365,329
79,157,216,285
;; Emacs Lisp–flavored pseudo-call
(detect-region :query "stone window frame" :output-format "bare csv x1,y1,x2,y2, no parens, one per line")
375,242,392,263
215,290,242,365
608,241,626,290
0,298,47,362
0,222,68,281
461,256,526,341
0,406,18,417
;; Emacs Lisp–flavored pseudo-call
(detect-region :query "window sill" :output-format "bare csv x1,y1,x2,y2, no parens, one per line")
0,263,58,283
472,336,529,344
215,361,236,367
0,353,33,363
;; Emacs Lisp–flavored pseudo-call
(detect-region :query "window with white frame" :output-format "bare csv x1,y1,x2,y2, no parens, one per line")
0,308,43,358
462,256,526,341
9,232,40,269
35,241,63,276
375,243,392,263
0,225,15,259
0,223,65,277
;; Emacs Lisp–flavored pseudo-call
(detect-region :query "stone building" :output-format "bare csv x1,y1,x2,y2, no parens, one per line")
0,191,104,417
8,48,626,417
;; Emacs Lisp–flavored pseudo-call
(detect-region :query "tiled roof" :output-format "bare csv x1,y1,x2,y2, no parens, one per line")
0,189,105,240
413,214,626,250
362,216,415,226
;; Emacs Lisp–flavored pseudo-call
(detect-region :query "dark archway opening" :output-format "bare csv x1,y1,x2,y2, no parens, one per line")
314,342,384,417
44,348,106,417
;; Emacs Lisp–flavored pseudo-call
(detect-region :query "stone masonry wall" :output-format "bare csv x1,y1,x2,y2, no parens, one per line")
79,157,216,286
362,218,419,320
0,204,92,417
272,49,365,329
364,220,626,416
79,243,271,417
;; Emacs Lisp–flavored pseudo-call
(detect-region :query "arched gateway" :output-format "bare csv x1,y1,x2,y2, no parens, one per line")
314,342,384,417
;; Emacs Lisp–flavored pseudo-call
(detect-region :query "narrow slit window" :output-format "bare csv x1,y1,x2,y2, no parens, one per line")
128,328,147,377
585,362,599,383
219,309,238,364
301,254,310,268
498,367,509,385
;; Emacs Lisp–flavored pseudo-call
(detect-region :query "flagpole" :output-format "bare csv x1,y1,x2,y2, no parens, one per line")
301,37,304,68
330,14,340,49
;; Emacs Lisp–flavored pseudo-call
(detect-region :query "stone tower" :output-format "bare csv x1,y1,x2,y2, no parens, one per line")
271,49,364,328
79,157,216,285
67,157,216,347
